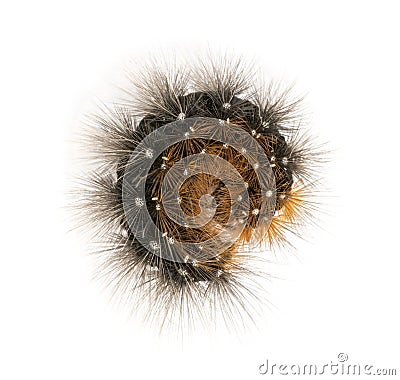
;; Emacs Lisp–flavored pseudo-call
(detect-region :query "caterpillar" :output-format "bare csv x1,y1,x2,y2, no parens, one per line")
74,56,324,331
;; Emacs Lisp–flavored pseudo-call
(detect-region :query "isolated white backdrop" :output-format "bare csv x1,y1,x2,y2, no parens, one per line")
1,1,399,379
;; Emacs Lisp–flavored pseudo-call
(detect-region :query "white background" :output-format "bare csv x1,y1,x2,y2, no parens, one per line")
1,1,399,379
